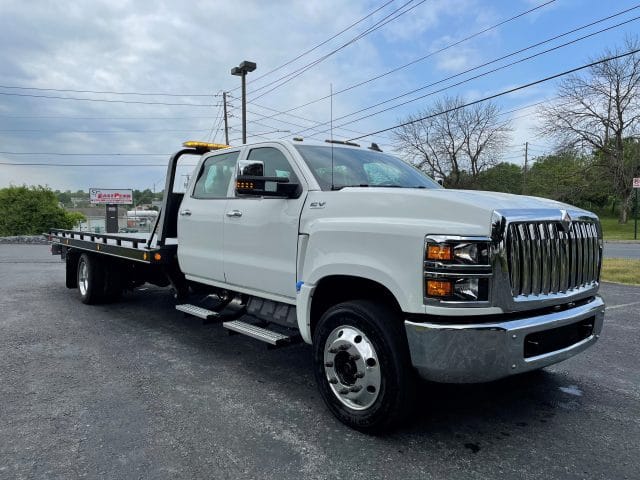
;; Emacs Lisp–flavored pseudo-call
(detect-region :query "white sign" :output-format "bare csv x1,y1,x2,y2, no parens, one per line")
89,188,133,204
634,178,640,189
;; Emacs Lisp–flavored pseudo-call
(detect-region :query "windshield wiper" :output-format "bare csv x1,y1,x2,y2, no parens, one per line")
331,184,370,190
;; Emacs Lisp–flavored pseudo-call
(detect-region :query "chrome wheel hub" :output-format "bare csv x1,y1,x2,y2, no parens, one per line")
323,325,381,410
78,260,88,296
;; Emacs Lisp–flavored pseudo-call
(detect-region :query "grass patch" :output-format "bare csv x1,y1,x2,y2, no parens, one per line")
599,216,639,240
601,258,640,285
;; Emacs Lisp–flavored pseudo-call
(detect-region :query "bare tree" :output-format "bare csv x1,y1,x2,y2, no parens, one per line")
393,96,511,187
538,37,640,223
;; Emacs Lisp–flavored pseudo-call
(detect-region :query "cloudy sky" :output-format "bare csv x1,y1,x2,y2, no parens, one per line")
0,0,638,191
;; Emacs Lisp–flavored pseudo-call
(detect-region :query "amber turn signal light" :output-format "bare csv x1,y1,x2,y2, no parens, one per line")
426,280,453,297
237,181,255,190
427,244,452,261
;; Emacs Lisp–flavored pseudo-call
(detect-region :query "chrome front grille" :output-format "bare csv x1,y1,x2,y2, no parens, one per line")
506,220,601,297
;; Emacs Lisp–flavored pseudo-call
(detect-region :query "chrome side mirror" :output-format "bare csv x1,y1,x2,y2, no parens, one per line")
238,160,264,176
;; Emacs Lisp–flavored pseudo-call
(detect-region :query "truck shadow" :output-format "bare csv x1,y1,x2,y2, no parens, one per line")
120,287,581,441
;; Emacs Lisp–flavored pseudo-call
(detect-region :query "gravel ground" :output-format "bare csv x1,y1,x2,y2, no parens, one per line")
0,244,638,480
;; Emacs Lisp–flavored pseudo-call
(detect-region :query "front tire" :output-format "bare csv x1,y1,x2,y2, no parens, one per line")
312,300,414,432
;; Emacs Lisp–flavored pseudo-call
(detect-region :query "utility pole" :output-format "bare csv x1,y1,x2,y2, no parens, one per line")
223,91,229,145
522,141,529,195
231,61,257,144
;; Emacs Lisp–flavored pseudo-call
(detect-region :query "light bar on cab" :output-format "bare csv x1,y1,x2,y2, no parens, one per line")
182,141,229,152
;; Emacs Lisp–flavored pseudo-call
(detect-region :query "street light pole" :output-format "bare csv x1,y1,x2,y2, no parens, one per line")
231,60,257,144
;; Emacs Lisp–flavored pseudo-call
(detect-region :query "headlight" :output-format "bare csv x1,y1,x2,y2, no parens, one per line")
426,240,489,265
424,236,491,303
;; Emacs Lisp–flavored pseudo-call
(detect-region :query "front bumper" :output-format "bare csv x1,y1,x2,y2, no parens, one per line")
405,296,605,383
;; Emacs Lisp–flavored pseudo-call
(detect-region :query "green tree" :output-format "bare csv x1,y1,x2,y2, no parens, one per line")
525,150,612,210
474,162,523,194
56,190,72,207
133,188,154,206
0,185,86,236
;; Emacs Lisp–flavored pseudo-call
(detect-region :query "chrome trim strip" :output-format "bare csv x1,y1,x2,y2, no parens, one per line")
424,272,493,279
426,235,492,243
424,261,491,271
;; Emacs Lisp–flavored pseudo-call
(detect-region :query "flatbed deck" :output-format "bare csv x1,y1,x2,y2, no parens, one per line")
48,229,177,264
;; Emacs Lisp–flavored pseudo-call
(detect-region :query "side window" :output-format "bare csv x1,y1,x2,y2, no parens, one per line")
192,151,239,199
247,147,299,184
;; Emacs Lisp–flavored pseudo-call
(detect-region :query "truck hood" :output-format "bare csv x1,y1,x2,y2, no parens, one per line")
302,187,596,237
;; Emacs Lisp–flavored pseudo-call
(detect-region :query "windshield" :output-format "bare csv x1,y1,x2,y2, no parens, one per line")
294,144,441,190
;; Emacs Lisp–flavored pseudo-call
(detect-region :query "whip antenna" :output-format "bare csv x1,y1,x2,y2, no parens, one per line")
330,83,335,190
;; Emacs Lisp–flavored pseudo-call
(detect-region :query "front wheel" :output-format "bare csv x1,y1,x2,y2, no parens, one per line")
312,300,414,432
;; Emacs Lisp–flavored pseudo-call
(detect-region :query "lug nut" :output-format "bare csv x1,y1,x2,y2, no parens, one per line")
351,354,361,361
355,372,365,379
328,348,338,354
338,388,349,395
339,344,350,351
325,361,334,368
349,385,362,393
328,377,338,384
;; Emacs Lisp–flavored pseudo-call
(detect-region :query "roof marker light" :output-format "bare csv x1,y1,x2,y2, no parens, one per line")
182,141,230,152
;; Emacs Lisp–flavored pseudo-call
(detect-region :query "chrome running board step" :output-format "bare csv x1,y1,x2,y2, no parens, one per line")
222,320,300,347
176,304,219,321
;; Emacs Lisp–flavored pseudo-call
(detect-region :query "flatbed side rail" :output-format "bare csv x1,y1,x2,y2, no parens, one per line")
48,229,175,264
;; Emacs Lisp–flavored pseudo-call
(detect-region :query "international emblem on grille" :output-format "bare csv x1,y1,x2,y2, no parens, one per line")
559,210,572,232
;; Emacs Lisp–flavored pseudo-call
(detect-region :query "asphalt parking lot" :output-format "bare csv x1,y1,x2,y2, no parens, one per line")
1,244,638,480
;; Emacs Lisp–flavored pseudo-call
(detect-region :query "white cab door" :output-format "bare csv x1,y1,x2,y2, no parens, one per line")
223,146,307,300
177,150,239,283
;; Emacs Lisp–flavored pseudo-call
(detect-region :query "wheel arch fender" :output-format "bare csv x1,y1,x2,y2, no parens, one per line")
297,269,405,344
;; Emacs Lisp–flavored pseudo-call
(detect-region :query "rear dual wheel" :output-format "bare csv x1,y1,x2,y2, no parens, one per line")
313,300,414,432
77,253,122,304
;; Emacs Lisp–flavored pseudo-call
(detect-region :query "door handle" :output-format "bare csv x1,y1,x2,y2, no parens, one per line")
226,210,242,218
180,209,192,216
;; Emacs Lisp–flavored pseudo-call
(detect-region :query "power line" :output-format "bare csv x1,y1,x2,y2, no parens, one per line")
255,0,558,118
249,0,427,101
246,0,397,86
295,12,640,136
0,115,219,120
0,129,214,134
246,100,394,140
229,130,292,143
0,91,223,107
206,95,225,142
0,162,171,167
347,48,640,141
0,84,222,97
